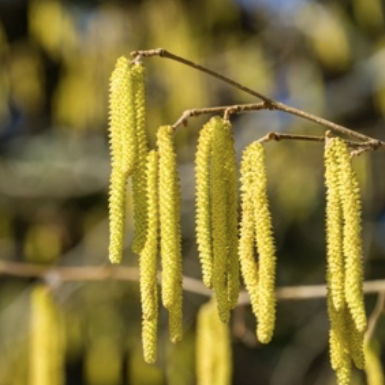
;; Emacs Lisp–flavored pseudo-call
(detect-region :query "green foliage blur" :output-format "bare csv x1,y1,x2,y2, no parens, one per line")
0,0,384,384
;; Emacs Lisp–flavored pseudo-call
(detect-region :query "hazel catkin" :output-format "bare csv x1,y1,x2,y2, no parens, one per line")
195,121,214,289
223,124,240,310
132,63,149,254
334,138,366,333
211,117,232,323
107,57,138,264
250,142,276,344
30,284,64,385
239,142,277,344
239,146,259,319
157,126,183,313
195,116,239,315
325,139,345,311
109,56,137,176
139,150,159,363
196,299,232,385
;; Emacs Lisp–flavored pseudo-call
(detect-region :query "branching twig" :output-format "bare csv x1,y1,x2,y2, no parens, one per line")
0,260,384,303
132,48,385,150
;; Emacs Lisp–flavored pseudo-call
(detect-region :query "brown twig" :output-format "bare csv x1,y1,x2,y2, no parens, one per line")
0,260,384,303
132,48,385,149
365,291,385,342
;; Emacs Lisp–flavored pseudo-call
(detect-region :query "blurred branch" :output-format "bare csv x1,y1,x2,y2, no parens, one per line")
0,260,384,302
132,48,385,150
365,291,385,342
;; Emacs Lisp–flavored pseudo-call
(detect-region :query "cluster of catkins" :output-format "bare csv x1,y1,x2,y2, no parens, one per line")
108,56,277,363
324,137,367,385
107,57,367,385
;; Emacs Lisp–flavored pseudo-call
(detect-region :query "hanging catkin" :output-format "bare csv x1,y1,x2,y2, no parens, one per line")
238,142,277,344
223,124,240,310
30,284,64,385
140,150,159,363
334,139,366,334
239,146,260,319
195,116,239,310
196,299,232,385
211,117,232,323
195,121,214,288
325,137,366,384
157,125,183,340
107,57,138,264
325,139,345,311
251,142,276,344
132,63,149,254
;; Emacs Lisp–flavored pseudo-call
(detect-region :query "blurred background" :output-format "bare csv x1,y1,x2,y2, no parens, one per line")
0,0,384,384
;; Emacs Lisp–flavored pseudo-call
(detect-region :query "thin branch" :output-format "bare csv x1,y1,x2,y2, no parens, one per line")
365,291,385,342
131,48,273,104
1,260,384,302
132,48,385,149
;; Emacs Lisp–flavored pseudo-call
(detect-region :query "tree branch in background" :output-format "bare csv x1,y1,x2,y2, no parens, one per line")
0,260,385,303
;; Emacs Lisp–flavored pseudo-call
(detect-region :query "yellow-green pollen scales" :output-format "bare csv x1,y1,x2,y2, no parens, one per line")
210,117,239,322
132,63,149,254
196,299,232,385
30,284,64,385
139,150,159,363
324,137,367,385
157,125,183,340
107,56,140,264
238,141,277,344
195,121,214,288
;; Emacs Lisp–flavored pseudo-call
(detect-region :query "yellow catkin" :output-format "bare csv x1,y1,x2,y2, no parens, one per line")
249,142,276,344
195,117,239,310
347,311,365,370
325,140,345,311
132,63,149,254
140,151,159,363
239,146,259,319
328,297,350,371
196,299,232,385
365,341,384,385
169,290,183,344
195,121,214,288
223,122,240,309
108,166,127,264
157,125,183,311
211,117,231,323
107,57,137,264
334,138,367,333
30,284,64,385
109,56,137,176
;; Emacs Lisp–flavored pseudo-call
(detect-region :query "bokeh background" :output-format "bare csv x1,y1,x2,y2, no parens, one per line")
0,0,385,384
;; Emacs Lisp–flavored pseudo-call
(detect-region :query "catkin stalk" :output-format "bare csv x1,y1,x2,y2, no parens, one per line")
140,151,159,363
